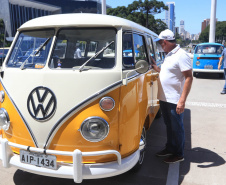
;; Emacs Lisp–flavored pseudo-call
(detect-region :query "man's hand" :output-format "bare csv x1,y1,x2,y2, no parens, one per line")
176,100,185,114
150,56,161,72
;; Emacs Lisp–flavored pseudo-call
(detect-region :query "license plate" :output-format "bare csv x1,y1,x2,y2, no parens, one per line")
204,65,213,69
20,150,57,170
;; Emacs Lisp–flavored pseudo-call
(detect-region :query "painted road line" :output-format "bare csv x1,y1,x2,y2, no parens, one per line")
166,163,180,185
187,102,226,109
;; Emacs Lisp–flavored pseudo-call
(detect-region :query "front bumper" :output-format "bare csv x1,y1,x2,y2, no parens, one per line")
0,137,139,183
193,68,224,73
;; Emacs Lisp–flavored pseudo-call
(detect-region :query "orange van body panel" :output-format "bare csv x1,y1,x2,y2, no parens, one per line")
0,84,36,152
49,88,120,163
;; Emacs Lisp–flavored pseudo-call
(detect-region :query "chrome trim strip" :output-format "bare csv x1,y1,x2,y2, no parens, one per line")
0,78,39,147
44,80,123,148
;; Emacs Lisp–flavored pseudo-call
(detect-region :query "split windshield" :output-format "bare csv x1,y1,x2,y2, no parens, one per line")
7,30,54,69
195,45,224,54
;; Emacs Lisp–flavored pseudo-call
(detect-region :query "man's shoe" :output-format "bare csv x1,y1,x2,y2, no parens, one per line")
220,90,226,94
163,155,184,164
156,149,173,157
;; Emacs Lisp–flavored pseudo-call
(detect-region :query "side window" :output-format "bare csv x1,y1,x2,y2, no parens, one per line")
123,33,134,67
133,33,147,62
153,41,165,63
147,36,155,59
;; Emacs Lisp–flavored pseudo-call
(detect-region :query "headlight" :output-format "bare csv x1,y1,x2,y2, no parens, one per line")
99,97,115,111
79,117,109,142
0,108,10,131
0,91,5,103
196,61,200,66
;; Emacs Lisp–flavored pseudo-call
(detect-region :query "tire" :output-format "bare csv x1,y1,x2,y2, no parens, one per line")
132,126,146,171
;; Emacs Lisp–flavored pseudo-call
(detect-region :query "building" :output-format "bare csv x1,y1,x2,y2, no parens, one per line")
0,0,110,38
201,19,210,32
175,27,179,35
165,2,175,33
180,20,185,35
201,18,217,32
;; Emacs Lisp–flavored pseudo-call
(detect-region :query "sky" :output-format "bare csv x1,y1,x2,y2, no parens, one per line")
106,0,226,35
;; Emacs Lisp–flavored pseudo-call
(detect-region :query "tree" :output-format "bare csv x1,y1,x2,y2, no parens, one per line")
107,0,168,33
199,21,226,43
0,19,11,47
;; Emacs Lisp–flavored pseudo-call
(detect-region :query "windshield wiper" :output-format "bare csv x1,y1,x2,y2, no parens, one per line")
20,37,51,70
78,41,114,72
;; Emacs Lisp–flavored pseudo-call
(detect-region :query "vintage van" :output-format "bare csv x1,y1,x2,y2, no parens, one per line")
193,42,224,77
0,13,161,183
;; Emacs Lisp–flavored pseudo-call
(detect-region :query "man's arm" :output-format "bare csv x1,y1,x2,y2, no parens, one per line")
218,56,223,70
176,69,193,114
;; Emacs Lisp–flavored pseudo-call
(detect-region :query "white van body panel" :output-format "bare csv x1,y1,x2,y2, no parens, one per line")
3,68,121,147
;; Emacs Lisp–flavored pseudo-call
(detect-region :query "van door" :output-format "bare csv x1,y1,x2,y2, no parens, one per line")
119,32,156,157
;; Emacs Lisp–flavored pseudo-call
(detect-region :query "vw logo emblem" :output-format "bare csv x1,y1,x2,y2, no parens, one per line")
27,87,57,121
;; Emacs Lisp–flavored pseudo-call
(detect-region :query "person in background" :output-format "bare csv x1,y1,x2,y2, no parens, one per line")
74,43,82,59
151,29,193,163
218,47,226,94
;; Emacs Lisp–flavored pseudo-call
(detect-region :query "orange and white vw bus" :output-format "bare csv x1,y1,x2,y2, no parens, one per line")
0,13,161,183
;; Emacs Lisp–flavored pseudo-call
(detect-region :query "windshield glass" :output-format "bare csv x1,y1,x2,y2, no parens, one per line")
49,28,116,69
7,30,54,69
195,45,223,54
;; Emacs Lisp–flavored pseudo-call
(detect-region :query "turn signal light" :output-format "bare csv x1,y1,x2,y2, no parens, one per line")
197,57,200,59
99,97,115,111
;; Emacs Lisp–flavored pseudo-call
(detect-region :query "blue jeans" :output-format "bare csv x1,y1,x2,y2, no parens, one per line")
224,68,226,90
160,100,185,157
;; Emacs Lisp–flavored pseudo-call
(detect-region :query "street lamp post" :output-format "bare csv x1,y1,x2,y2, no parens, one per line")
102,0,106,15
209,0,217,43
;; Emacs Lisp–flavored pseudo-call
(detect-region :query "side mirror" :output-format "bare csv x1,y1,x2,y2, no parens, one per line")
135,60,149,74
123,60,149,86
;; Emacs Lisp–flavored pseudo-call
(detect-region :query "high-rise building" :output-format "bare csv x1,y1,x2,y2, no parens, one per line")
175,27,179,35
165,2,175,33
201,18,218,32
180,20,185,34
0,0,111,38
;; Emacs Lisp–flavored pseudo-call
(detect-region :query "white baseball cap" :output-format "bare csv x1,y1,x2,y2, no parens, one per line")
154,29,175,42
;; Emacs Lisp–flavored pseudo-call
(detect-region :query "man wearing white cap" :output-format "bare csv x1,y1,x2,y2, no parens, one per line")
151,29,193,163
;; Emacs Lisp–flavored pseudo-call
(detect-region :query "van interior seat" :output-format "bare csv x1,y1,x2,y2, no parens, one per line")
51,57,115,69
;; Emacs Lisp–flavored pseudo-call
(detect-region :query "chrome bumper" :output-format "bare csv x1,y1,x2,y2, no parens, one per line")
0,137,139,183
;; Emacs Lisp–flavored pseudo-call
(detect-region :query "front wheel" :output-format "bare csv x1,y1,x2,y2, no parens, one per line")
132,126,146,171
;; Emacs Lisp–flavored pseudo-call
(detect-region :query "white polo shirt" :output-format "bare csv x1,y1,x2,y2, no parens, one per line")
158,45,192,104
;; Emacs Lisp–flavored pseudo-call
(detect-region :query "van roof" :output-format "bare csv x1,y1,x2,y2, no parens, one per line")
18,13,158,38
197,42,224,46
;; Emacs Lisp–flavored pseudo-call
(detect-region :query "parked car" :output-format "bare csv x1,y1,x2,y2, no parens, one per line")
193,43,224,77
0,47,10,66
0,13,163,183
